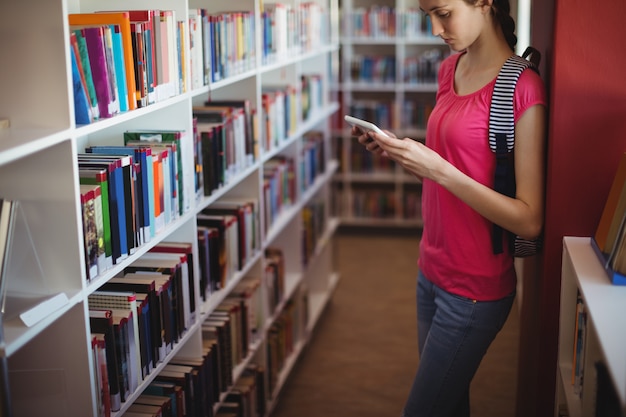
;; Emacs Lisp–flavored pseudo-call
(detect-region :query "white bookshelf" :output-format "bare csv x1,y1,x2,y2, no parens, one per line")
0,0,341,415
556,236,626,417
332,0,448,227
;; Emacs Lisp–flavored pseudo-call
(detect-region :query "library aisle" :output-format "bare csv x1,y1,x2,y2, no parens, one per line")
271,231,520,417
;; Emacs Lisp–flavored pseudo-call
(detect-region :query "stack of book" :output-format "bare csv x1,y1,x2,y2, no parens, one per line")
78,132,194,280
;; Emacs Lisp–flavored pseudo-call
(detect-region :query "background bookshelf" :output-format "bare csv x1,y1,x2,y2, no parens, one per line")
331,0,448,228
0,0,340,415
556,237,626,417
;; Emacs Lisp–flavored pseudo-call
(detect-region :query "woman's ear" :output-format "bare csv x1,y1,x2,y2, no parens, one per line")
477,0,494,11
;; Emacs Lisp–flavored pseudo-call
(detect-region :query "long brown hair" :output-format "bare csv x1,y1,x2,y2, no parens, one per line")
466,0,517,50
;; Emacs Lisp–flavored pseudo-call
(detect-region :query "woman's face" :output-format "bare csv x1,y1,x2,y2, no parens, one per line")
418,0,490,52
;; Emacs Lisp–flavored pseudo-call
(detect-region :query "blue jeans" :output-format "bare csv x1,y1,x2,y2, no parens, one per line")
401,271,515,417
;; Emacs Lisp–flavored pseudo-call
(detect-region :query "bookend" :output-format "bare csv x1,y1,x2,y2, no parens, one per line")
1,201,68,328
590,237,626,285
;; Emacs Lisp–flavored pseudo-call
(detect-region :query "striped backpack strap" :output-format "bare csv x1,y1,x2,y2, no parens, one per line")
488,55,535,153
489,52,538,255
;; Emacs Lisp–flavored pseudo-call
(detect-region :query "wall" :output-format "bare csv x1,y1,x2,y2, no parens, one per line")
517,0,626,415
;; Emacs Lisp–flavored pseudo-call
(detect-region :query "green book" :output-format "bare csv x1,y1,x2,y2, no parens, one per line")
80,168,113,270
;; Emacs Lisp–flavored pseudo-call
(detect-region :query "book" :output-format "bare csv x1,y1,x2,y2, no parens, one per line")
163,11,179,96
84,145,152,245
101,25,121,116
204,198,260,270
123,143,174,229
197,213,239,289
80,25,117,118
126,403,163,417
89,309,122,412
168,356,211,417
194,106,237,184
130,21,149,108
92,334,111,417
187,9,204,90
124,129,192,216
78,157,128,263
108,24,129,113
69,38,93,125
149,242,196,325
134,394,173,417
79,154,136,257
89,291,142,392
157,364,197,417
125,256,187,341
79,168,114,269
191,118,204,199
202,317,233,391
204,99,256,166
196,226,216,300
68,12,138,111
127,10,158,104
79,184,100,280
119,272,174,357
71,28,100,120
101,276,163,367
143,380,184,417
154,11,173,99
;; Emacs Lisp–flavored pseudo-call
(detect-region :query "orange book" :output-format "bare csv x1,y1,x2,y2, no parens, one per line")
68,12,138,110
595,152,626,253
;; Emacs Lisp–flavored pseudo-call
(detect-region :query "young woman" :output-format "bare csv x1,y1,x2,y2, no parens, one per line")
351,0,547,416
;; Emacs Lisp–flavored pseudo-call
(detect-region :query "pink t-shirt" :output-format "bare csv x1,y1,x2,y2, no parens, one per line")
418,51,547,301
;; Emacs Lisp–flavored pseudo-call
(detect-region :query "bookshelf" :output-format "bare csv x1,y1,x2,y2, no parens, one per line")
556,236,626,417
331,0,448,227
0,0,340,415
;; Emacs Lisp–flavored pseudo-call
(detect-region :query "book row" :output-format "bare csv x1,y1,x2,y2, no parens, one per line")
343,98,435,132
343,7,439,38
348,50,448,85
261,2,330,65
69,10,188,124
68,6,330,126
77,126,327,283
332,186,422,221
87,241,298,416
78,133,194,279
260,75,325,153
75,105,256,280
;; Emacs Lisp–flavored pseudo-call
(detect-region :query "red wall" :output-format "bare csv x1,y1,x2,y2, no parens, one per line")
524,0,626,415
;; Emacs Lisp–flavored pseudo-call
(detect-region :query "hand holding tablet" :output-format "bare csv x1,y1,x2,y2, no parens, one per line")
344,115,390,138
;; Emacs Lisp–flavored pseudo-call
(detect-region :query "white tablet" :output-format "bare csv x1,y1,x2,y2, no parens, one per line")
344,115,389,137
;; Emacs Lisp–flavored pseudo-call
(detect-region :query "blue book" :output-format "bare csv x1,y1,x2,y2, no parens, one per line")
109,24,129,112
70,41,92,125
136,294,153,377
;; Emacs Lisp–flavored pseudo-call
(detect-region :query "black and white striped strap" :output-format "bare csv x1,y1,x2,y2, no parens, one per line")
488,55,535,153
